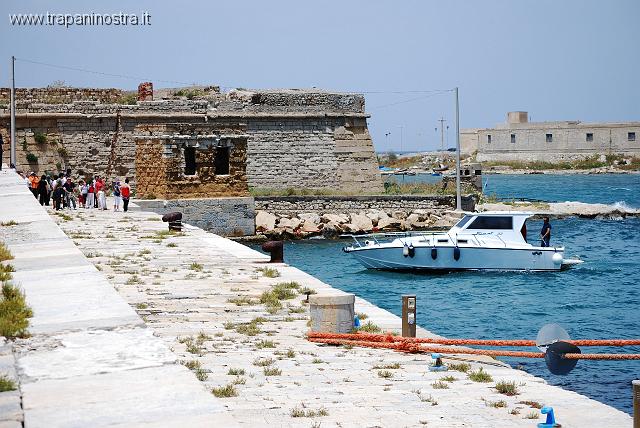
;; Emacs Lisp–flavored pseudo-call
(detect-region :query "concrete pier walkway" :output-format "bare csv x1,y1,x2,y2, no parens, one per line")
0,168,632,427
0,169,233,427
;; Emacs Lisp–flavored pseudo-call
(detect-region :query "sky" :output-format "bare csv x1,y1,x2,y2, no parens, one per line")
1,0,638,152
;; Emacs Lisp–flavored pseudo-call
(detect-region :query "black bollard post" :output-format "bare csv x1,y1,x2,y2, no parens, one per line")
262,240,284,263
162,211,183,231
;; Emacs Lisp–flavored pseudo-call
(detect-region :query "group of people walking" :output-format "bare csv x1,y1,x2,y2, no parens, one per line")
21,170,131,212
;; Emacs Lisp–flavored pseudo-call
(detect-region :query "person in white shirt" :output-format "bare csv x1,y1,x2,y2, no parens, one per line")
97,188,107,210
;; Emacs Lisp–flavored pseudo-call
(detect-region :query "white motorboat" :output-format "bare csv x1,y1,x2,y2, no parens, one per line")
343,211,582,271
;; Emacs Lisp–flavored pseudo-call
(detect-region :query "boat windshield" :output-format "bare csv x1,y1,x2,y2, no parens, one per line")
454,215,474,229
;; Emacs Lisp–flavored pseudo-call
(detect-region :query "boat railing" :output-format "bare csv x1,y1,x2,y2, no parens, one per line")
341,230,442,248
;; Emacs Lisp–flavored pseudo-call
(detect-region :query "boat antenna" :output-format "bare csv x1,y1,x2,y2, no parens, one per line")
455,87,461,211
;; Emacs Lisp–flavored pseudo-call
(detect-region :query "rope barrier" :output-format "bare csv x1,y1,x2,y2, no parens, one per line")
564,353,640,360
307,332,640,347
308,337,545,358
307,332,640,361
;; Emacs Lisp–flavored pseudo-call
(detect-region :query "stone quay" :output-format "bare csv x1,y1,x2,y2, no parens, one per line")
0,168,632,427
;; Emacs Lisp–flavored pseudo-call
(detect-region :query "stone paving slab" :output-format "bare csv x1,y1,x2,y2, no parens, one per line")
18,328,175,381
21,365,224,428
12,266,142,334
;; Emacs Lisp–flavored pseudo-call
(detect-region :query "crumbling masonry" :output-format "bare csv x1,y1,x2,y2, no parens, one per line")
0,86,382,194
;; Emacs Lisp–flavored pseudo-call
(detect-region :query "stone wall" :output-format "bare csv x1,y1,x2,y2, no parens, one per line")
246,116,379,191
255,195,475,216
0,87,124,106
134,197,255,237
134,122,249,199
0,87,382,193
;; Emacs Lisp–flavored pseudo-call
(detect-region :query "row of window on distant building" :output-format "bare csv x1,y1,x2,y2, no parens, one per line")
486,132,636,144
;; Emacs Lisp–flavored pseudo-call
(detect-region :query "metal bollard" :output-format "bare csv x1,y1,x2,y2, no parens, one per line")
162,211,183,231
402,295,417,338
634,380,640,428
261,240,284,263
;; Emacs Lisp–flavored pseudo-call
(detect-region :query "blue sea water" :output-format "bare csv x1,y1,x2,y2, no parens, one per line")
250,174,640,414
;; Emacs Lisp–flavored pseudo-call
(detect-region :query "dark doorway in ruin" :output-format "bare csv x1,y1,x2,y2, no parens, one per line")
215,146,230,175
184,146,196,175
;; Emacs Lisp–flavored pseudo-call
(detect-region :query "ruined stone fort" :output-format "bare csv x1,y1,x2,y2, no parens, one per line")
0,85,383,196
462,111,640,162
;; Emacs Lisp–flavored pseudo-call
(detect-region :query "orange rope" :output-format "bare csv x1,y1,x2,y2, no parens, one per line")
308,337,545,358
564,353,640,360
307,332,640,347
307,333,640,360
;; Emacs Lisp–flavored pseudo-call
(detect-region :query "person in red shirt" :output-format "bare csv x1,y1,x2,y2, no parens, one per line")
94,176,103,208
121,178,131,212
86,180,95,209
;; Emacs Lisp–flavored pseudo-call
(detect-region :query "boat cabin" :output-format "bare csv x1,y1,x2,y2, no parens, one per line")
451,211,533,243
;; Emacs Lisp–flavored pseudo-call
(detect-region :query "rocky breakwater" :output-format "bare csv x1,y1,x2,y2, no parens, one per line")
255,209,462,239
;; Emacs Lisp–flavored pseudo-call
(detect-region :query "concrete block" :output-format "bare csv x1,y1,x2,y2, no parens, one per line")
310,293,355,333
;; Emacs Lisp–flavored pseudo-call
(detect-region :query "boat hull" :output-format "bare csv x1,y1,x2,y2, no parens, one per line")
345,245,564,271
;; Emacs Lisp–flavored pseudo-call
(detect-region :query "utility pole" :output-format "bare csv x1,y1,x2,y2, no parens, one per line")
10,56,16,168
455,87,461,212
438,118,446,152
398,125,404,153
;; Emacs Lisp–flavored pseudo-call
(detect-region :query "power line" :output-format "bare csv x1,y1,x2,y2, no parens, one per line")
14,57,219,88
356,89,453,94
13,57,455,97
368,90,451,110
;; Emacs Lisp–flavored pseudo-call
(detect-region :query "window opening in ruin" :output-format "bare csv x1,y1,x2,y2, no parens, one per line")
510,134,516,144
487,134,492,144
184,146,196,175
546,133,553,143
215,146,230,175
629,132,636,142
586,133,594,142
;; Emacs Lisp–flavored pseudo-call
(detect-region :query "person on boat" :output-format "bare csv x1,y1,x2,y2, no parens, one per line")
540,217,552,247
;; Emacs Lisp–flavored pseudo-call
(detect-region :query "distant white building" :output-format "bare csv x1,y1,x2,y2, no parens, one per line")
462,112,640,162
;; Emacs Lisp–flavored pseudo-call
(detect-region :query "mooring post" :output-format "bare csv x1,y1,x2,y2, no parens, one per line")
402,295,416,338
634,380,640,428
162,211,183,231
261,240,284,263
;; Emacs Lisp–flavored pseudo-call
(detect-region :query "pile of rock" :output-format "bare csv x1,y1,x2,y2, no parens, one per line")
255,209,462,238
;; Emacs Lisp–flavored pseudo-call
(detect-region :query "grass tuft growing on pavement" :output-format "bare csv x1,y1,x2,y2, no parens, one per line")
0,375,16,392
495,380,519,396
257,267,280,278
448,362,471,373
0,244,33,338
211,384,237,398
468,367,493,383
